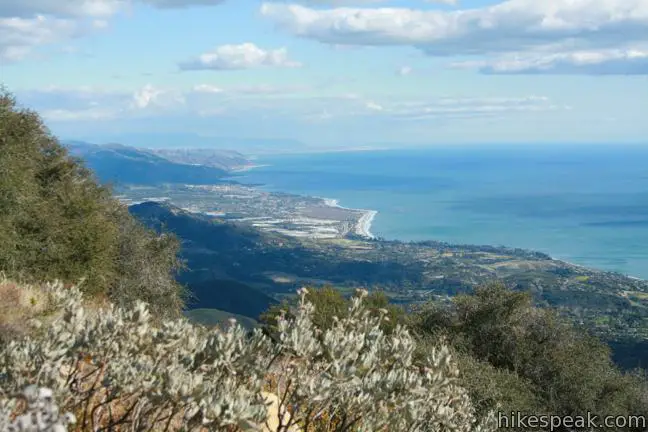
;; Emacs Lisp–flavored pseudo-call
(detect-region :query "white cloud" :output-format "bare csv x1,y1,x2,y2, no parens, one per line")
348,95,561,120
265,0,382,4
140,0,224,8
0,0,228,63
261,1,648,52
192,83,312,95
0,0,125,18
425,0,457,4
365,100,384,111
271,0,458,5
16,85,561,125
0,15,79,62
17,85,187,121
179,43,302,71
397,65,413,76
454,48,648,75
0,0,227,18
261,0,648,74
192,84,224,93
0,1,118,62
41,107,119,121
131,84,185,109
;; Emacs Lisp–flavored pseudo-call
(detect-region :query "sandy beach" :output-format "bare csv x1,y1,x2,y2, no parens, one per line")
322,197,377,239
355,210,378,239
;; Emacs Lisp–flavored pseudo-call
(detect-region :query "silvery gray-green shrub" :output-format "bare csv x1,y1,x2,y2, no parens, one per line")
0,281,496,431
0,385,76,432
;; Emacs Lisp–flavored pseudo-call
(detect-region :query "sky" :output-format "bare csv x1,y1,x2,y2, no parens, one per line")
1,0,648,148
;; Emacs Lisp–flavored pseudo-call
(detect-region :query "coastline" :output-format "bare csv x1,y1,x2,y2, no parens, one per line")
223,165,645,280
552,255,644,280
230,163,271,173
324,195,642,279
322,197,377,239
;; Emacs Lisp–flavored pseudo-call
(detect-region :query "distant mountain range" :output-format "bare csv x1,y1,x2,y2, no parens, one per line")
147,148,249,170
64,140,249,186
66,133,309,155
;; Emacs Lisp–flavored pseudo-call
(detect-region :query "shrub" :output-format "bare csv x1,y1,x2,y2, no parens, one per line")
0,281,495,431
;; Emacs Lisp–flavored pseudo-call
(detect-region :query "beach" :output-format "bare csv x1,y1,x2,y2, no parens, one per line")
322,197,377,239
355,210,378,239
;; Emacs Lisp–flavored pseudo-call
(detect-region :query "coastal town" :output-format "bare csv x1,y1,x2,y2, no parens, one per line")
116,183,377,239
113,169,648,344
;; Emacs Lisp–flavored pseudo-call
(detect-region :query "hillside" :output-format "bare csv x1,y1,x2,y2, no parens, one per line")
0,92,185,319
70,133,308,154
129,201,278,317
129,201,648,367
64,141,234,186
147,147,250,170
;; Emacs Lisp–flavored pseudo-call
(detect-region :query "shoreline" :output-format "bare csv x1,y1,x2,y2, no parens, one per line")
230,163,270,173
551,255,644,280
321,199,643,279
218,173,646,281
321,197,377,239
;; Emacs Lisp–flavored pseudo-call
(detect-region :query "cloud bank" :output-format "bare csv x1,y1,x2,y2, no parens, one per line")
453,49,648,75
15,85,561,125
260,0,648,75
0,0,226,62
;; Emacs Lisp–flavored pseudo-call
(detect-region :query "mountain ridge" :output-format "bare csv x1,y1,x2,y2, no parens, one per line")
63,140,246,186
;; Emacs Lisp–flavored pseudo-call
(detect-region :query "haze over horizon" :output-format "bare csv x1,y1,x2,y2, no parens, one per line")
2,0,647,148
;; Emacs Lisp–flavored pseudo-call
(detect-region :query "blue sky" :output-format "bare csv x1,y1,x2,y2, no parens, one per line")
1,0,647,148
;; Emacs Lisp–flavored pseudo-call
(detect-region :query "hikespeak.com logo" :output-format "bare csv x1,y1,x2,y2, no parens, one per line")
498,411,647,431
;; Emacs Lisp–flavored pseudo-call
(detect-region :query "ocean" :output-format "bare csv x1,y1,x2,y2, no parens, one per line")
232,144,648,279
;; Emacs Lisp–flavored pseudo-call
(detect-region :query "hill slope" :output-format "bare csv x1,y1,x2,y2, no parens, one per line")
129,201,648,368
147,148,249,170
129,202,278,319
64,141,232,186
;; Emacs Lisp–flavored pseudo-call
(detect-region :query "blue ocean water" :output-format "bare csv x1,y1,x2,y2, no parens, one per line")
233,145,648,279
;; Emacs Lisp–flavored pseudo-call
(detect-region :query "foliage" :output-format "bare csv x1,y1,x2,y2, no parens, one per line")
0,280,495,432
259,286,406,338
410,282,648,431
0,89,185,318
0,385,76,432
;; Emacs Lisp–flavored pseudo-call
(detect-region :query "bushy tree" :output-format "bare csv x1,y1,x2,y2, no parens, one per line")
410,282,648,431
0,281,496,432
259,286,406,337
0,89,185,317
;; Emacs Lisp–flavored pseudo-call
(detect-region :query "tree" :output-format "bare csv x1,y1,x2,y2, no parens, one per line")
410,282,648,431
260,286,406,338
0,88,185,317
